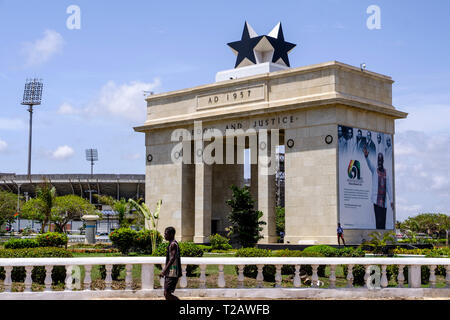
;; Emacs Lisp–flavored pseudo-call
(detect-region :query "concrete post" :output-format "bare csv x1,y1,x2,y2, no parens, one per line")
257,131,277,244
408,265,422,288
194,163,212,243
82,215,100,245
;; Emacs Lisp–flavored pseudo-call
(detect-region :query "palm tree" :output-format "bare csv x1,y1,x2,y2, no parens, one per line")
362,231,397,255
35,180,56,233
128,199,162,253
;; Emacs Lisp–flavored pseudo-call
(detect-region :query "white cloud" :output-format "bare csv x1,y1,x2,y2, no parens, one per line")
89,79,161,121
57,103,79,115
51,145,75,160
122,152,142,161
58,79,161,122
0,139,7,152
21,29,64,67
0,118,26,130
395,130,450,220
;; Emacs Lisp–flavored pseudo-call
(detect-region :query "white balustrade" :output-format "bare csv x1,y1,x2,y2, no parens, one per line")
180,265,188,288
125,264,133,290
237,265,245,289
256,265,264,288
65,265,73,291
44,266,53,292
104,264,113,291
293,265,301,288
24,266,33,292
0,256,448,298
329,265,336,289
217,265,225,288
397,265,405,288
275,265,282,288
311,265,319,288
83,265,92,291
199,264,207,289
381,265,388,288
346,264,354,288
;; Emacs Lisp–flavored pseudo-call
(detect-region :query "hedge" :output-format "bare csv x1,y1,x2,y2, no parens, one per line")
109,228,163,255
235,247,366,282
0,247,73,285
153,241,204,276
235,248,275,281
209,234,232,251
4,239,40,250
36,233,68,248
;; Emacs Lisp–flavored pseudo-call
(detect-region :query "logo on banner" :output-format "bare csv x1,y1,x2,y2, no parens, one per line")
348,160,361,179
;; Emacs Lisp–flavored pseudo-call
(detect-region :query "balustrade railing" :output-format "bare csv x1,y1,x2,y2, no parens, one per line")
0,257,448,298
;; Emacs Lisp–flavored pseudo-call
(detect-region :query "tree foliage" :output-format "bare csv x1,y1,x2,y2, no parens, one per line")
51,195,96,233
361,231,397,254
0,190,20,229
226,185,266,248
96,195,132,228
34,181,56,233
128,199,162,253
400,213,450,238
276,206,285,235
22,189,96,233
21,198,47,228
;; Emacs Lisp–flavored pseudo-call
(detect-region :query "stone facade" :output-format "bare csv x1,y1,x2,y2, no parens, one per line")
135,61,407,245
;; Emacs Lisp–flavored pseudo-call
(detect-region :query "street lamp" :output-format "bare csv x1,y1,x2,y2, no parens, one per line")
21,78,44,179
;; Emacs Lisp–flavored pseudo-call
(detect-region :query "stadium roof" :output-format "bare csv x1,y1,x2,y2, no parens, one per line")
0,174,145,201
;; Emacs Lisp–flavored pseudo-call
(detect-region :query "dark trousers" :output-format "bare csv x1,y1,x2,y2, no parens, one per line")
374,204,387,230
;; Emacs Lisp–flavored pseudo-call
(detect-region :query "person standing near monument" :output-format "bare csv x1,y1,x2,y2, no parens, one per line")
160,226,182,300
337,223,345,247
363,147,394,230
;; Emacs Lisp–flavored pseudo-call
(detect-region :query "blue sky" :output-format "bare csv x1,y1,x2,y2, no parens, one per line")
1,0,449,221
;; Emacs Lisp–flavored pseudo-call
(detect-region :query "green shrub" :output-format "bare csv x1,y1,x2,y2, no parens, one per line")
109,228,138,255
36,232,68,248
4,238,40,249
302,246,339,277
342,264,366,286
302,245,338,257
209,234,232,251
235,248,275,281
198,245,212,252
394,247,449,257
336,247,366,257
134,229,163,254
0,247,72,284
388,265,432,285
272,249,303,275
335,247,366,286
153,241,204,276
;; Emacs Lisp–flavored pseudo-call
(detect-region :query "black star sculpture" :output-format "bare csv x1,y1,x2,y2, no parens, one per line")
227,22,263,68
227,22,297,69
266,23,296,67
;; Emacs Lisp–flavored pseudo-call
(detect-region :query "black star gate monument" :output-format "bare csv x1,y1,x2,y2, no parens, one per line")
217,22,296,81
134,22,407,245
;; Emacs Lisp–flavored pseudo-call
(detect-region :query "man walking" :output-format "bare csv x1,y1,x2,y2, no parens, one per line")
160,226,182,300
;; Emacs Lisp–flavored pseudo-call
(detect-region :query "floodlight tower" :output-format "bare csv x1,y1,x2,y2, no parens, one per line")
85,149,98,177
85,149,98,204
21,79,43,179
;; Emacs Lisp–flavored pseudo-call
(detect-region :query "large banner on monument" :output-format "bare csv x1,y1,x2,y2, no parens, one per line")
338,125,395,230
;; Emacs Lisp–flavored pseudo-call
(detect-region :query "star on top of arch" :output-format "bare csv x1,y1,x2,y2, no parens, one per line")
227,22,297,69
